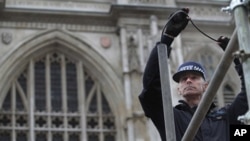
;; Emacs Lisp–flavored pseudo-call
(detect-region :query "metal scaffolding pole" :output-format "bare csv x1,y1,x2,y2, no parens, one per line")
181,29,238,141
157,43,176,141
230,0,250,125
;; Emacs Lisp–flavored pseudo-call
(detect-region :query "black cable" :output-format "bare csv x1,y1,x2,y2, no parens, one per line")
189,18,218,42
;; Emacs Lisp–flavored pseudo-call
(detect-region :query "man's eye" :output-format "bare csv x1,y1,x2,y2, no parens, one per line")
180,77,187,81
192,76,198,79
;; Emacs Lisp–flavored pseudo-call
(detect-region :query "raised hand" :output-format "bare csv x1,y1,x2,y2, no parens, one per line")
161,8,190,40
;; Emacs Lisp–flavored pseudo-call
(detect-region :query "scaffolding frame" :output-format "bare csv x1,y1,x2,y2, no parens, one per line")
157,0,250,140
158,44,176,141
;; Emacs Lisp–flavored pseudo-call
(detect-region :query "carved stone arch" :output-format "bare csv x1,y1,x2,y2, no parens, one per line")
0,29,126,139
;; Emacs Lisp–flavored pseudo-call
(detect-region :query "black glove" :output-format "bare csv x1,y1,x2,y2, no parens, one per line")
217,36,242,75
217,36,230,51
161,8,189,41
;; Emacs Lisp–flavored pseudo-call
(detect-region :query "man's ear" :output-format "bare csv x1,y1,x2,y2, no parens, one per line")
203,81,209,92
177,86,181,95
205,81,209,86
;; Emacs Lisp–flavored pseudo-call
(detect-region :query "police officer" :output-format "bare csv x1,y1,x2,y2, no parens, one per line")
138,8,247,141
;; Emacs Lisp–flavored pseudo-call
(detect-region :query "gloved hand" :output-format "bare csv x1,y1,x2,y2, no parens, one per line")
217,36,242,74
217,36,230,51
161,8,189,41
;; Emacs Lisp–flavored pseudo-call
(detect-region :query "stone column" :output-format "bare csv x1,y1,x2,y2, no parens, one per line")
120,27,134,141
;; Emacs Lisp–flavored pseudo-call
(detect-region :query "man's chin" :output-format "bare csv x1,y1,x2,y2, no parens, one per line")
183,92,201,97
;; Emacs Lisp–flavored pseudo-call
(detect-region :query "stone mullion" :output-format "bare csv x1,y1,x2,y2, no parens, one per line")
77,61,87,141
15,81,28,112
46,54,52,141
97,83,104,141
28,60,35,141
11,83,16,141
61,54,68,141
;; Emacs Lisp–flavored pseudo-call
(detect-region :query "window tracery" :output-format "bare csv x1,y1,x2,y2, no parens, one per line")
0,51,116,141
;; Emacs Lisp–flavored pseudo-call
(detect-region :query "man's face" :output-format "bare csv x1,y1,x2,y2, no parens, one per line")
177,71,207,98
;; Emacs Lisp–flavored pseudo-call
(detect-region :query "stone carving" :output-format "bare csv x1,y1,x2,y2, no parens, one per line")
100,36,111,48
5,0,111,12
1,32,12,45
127,34,140,72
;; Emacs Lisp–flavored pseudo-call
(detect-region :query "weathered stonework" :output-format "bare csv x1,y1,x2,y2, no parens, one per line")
0,0,241,141
5,0,112,12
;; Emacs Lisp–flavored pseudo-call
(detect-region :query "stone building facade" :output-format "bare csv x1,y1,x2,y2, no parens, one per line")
0,0,242,141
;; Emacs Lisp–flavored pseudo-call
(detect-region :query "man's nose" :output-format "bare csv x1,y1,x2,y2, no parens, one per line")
186,77,192,83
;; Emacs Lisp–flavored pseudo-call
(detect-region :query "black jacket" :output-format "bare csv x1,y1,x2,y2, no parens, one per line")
138,39,247,141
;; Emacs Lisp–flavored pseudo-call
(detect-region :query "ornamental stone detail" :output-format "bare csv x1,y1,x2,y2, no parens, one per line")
5,0,111,12
0,21,116,33
1,32,12,45
100,36,111,49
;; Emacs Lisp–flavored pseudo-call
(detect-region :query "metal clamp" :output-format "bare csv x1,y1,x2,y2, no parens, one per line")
238,111,250,125
233,50,250,63
221,0,250,13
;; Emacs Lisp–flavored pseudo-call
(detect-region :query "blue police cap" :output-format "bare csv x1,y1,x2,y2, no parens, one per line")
173,61,206,82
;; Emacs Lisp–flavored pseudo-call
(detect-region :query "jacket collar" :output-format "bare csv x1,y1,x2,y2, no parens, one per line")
175,100,216,114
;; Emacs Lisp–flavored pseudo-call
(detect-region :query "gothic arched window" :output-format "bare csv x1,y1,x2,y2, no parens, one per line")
0,52,116,141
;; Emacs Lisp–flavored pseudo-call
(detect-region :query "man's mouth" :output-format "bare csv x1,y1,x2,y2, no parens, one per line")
184,86,196,90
